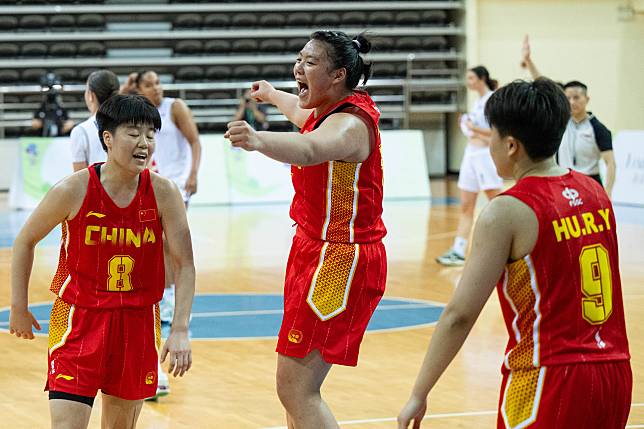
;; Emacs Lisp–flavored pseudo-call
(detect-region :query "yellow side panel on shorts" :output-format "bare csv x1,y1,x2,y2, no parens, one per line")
307,242,359,321
48,299,73,352
502,367,546,429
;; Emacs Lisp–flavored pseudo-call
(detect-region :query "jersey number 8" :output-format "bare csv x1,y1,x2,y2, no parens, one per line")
107,255,135,292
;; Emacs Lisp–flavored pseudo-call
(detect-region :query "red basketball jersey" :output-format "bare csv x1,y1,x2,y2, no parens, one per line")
50,164,165,308
290,90,386,244
497,170,630,372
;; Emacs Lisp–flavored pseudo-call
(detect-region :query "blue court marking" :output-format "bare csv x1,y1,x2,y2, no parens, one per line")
0,293,444,340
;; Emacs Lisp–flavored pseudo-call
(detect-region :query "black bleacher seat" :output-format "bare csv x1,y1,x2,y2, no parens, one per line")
19,15,47,31
396,63,409,77
49,15,75,31
53,68,78,83
22,68,48,83
232,64,260,80
184,91,204,100
174,40,203,56
341,11,367,26
0,69,20,84
372,37,395,52
421,10,448,25
204,13,230,28
422,36,448,51
313,12,341,27
286,12,313,27
79,68,100,81
261,64,291,78
21,42,48,57
176,66,204,82
231,13,258,27
77,14,105,29
206,91,234,100
259,14,286,27
78,42,106,56
231,39,258,53
395,11,421,26
0,43,19,57
371,63,396,78
205,65,232,80
23,94,44,103
2,95,20,104
368,11,394,26
204,39,231,54
395,37,422,52
173,14,202,29
287,38,308,52
0,15,18,31
258,39,285,53
50,43,77,57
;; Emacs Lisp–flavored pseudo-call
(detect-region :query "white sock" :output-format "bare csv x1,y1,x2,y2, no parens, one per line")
452,237,467,258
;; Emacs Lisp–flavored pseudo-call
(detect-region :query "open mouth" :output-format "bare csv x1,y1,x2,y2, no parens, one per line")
297,81,309,97
133,153,147,161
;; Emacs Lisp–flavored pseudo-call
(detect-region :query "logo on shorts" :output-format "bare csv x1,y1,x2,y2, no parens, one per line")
562,187,583,207
288,329,303,344
55,374,74,381
145,371,156,385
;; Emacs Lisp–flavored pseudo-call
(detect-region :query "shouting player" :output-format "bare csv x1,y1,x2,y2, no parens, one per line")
226,31,386,428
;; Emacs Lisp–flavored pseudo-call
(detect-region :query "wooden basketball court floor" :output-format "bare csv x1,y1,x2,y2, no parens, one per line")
0,179,642,428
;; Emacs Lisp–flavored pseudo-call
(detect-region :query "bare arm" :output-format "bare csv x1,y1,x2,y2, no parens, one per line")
10,175,84,339
73,162,89,172
601,150,616,198
398,198,519,428
225,113,370,166
250,80,312,128
172,99,202,196
521,35,542,79
154,175,195,376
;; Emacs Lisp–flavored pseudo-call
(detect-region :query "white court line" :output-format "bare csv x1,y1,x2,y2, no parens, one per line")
260,404,644,429
0,302,439,325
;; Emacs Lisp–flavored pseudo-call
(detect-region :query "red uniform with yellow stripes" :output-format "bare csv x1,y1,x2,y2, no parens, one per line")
46,164,164,400
276,91,387,366
495,170,631,429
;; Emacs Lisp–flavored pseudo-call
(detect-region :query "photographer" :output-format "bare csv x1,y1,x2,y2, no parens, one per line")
31,72,74,137
233,89,269,131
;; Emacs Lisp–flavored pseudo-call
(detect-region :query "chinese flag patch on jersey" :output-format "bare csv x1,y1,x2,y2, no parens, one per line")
139,209,157,222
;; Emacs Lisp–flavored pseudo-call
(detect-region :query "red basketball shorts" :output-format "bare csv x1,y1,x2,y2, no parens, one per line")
46,298,162,400
276,232,387,366
497,361,632,429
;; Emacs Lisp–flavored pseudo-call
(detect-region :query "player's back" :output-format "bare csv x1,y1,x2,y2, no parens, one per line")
497,170,629,372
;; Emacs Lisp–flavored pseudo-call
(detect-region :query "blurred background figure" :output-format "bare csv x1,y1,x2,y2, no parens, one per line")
31,72,74,137
233,89,269,131
70,70,120,172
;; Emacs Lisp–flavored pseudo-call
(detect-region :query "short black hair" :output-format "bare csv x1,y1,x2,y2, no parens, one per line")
563,80,588,95
310,30,372,90
96,94,161,151
485,78,570,161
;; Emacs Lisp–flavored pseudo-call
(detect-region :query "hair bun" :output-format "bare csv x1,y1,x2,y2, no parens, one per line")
353,33,371,54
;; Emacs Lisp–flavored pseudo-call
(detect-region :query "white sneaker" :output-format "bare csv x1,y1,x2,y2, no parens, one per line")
145,363,170,401
436,249,466,267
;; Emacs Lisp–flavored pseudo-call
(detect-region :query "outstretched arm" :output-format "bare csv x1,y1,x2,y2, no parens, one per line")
250,80,312,128
225,112,370,166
